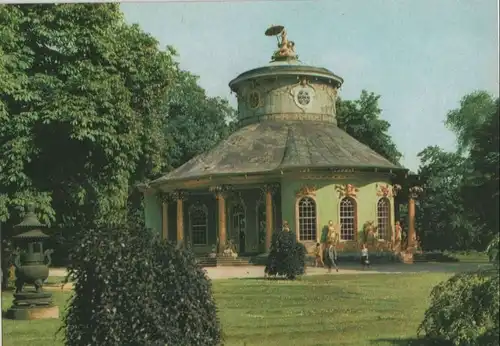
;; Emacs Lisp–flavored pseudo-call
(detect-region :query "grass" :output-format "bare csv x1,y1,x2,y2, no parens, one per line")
2,272,453,346
413,250,490,265
447,251,489,263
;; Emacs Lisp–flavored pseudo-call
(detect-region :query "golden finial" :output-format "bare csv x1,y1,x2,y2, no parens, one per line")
265,25,298,61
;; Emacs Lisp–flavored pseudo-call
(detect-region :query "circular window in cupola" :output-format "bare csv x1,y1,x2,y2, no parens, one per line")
294,87,314,109
296,89,311,106
248,91,261,109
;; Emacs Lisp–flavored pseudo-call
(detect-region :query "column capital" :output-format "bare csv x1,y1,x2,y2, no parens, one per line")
262,183,280,195
209,185,232,199
408,186,423,199
157,192,173,204
171,189,188,201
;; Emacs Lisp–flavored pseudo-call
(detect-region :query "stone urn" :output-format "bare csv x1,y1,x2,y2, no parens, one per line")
6,204,59,320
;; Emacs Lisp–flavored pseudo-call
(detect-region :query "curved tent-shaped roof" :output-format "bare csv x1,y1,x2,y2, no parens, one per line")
150,121,404,186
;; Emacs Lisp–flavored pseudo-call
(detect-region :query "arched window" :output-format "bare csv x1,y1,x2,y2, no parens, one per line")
339,197,357,241
189,205,208,246
298,197,317,241
377,198,391,240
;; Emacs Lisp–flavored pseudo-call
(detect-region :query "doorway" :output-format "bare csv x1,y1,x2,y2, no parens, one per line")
232,203,246,254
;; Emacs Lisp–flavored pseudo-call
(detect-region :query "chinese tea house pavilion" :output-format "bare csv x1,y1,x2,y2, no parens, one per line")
139,25,419,259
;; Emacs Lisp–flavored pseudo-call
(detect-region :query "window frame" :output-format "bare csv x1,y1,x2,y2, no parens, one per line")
376,197,391,241
188,203,209,246
338,197,358,242
296,196,318,242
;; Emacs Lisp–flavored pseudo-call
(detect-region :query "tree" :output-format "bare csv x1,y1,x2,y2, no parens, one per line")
456,96,499,244
63,221,222,346
418,235,499,345
416,146,478,251
0,3,177,283
414,91,499,252
337,90,402,165
265,229,306,280
445,91,497,155
164,68,236,170
0,3,176,223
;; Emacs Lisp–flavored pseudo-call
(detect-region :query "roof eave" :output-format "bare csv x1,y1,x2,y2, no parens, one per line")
147,164,408,189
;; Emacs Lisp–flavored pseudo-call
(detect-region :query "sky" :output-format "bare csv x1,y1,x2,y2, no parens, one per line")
121,0,499,171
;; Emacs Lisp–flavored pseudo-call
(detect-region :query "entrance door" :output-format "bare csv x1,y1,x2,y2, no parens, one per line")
232,204,246,254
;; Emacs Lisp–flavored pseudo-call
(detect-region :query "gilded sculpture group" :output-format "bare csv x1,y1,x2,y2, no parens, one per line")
316,219,413,262
217,217,416,258
272,29,297,60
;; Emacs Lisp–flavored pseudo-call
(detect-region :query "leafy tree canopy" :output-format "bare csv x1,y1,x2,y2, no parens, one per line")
0,4,176,227
337,90,402,165
0,3,236,227
0,3,236,277
416,146,477,250
164,68,236,170
416,90,499,251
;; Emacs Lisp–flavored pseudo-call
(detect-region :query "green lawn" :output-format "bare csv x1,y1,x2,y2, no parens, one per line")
448,251,489,263
2,272,452,346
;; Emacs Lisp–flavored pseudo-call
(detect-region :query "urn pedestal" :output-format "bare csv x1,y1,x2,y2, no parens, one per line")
6,205,60,320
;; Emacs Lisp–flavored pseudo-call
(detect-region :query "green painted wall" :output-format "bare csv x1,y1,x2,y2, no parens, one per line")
280,175,395,246
144,192,162,236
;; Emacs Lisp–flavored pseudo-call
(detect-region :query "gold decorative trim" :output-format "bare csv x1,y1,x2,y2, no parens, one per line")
302,175,351,180
248,90,261,109
335,184,359,198
296,184,317,198
376,184,395,198
262,183,280,194
238,112,336,126
209,185,233,199
171,190,188,201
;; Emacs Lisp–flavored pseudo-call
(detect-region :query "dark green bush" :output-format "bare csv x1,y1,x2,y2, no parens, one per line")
61,222,222,346
265,229,306,280
418,236,499,346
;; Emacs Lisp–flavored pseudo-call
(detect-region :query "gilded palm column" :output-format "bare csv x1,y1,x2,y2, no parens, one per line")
210,185,231,253
158,192,171,241
263,184,279,251
407,186,423,249
172,190,187,247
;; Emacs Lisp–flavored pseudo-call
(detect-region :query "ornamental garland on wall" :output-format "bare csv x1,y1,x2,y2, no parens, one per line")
296,185,317,198
335,184,358,198
376,184,402,198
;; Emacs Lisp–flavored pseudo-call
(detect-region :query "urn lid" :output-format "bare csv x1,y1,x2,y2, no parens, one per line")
13,204,49,239
14,204,46,229
12,228,49,240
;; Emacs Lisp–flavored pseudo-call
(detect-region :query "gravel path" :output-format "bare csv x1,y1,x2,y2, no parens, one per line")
49,262,490,280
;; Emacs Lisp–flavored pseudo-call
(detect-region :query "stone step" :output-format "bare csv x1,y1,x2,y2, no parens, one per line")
195,256,253,267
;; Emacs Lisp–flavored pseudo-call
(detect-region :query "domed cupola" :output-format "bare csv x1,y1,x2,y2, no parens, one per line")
229,25,344,127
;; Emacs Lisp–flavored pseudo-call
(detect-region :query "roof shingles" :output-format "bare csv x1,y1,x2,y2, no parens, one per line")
155,121,403,183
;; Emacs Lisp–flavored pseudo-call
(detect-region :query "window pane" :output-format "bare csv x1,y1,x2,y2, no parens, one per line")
190,207,208,245
377,198,390,240
298,197,317,241
340,198,356,241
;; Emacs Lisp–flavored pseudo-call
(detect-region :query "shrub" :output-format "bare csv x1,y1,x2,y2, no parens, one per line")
265,229,306,280
418,236,499,345
61,222,222,346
